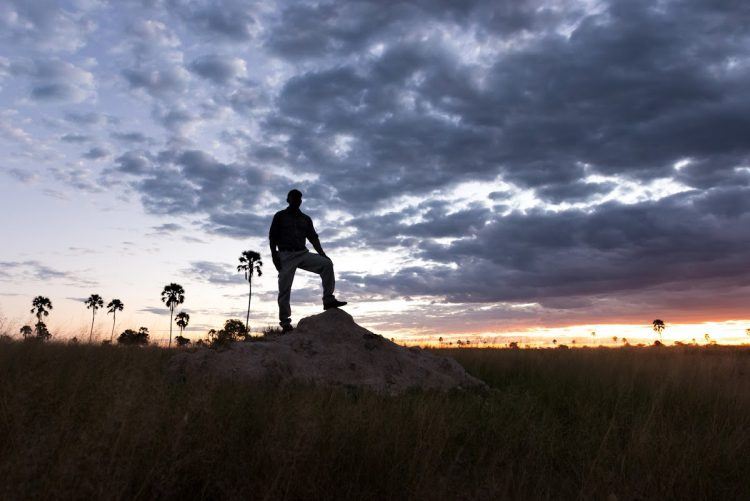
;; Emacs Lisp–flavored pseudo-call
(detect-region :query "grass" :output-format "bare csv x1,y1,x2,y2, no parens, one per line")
1,340,749,499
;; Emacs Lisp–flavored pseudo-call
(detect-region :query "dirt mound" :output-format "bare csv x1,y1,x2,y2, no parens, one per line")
169,309,486,395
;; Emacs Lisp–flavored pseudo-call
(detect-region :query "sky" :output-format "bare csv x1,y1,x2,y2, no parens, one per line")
1,0,750,345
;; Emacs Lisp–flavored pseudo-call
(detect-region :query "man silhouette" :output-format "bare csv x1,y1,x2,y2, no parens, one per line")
269,189,346,332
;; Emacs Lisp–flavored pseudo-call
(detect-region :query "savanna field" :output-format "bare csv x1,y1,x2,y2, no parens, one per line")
2,339,749,500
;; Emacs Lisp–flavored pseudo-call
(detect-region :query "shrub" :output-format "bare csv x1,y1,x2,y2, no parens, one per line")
202,319,249,348
117,327,149,346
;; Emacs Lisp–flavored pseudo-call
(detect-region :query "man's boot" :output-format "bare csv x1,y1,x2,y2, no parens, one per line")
323,297,347,310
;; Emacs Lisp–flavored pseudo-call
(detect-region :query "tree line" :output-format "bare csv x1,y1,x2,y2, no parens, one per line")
17,250,263,347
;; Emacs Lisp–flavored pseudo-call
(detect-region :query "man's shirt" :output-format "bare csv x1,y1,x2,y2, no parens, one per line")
269,207,318,252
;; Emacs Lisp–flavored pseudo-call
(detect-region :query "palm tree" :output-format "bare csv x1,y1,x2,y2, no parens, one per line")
84,294,104,343
107,299,124,342
652,319,665,340
20,325,33,339
30,296,52,336
175,311,190,339
237,250,263,334
161,283,185,347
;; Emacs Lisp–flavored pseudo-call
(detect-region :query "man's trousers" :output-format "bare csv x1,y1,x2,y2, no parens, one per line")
277,250,335,328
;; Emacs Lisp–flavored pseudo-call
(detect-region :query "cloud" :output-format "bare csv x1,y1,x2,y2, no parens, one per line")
111,131,149,143
82,146,110,160
179,0,258,41
188,54,247,84
182,261,244,285
0,0,96,53
5,168,38,184
115,146,286,224
114,150,152,175
11,58,95,103
347,188,750,312
64,111,114,126
61,133,90,143
0,261,98,287
121,66,189,97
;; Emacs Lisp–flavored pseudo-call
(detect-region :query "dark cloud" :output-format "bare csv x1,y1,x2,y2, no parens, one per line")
182,261,244,285
188,54,246,84
82,146,110,160
64,111,114,126
151,223,183,233
139,306,168,316
349,188,750,312
181,1,257,41
114,150,152,175
31,83,79,101
0,260,98,287
61,133,90,143
111,131,149,143
11,58,94,102
250,0,750,214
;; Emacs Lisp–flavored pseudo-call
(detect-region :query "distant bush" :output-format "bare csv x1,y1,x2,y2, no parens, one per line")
205,319,249,348
117,327,149,346
31,322,51,342
174,335,191,347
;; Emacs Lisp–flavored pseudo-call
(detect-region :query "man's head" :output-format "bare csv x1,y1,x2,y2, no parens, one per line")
287,189,302,209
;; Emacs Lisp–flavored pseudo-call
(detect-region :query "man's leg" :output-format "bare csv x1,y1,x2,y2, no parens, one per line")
277,254,298,329
296,252,336,303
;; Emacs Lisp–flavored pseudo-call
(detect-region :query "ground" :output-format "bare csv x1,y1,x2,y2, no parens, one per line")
1,340,749,499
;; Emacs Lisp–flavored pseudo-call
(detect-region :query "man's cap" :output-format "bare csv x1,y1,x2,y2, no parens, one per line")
287,189,302,198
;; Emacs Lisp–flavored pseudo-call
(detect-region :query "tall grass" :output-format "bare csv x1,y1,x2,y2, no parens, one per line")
1,340,749,499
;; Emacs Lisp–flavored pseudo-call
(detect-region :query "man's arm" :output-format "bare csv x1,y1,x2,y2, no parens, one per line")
307,217,328,259
269,214,281,271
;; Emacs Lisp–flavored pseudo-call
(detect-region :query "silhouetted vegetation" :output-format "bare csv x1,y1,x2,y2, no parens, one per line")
84,294,104,342
652,318,665,339
1,343,749,499
175,311,190,340
205,319,249,348
30,296,52,338
237,250,263,334
106,299,124,342
32,322,51,342
19,325,32,339
116,327,149,346
161,283,185,348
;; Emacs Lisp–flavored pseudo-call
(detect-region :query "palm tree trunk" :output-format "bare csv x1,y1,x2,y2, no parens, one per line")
245,279,251,334
111,312,116,342
169,307,174,347
90,310,95,343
